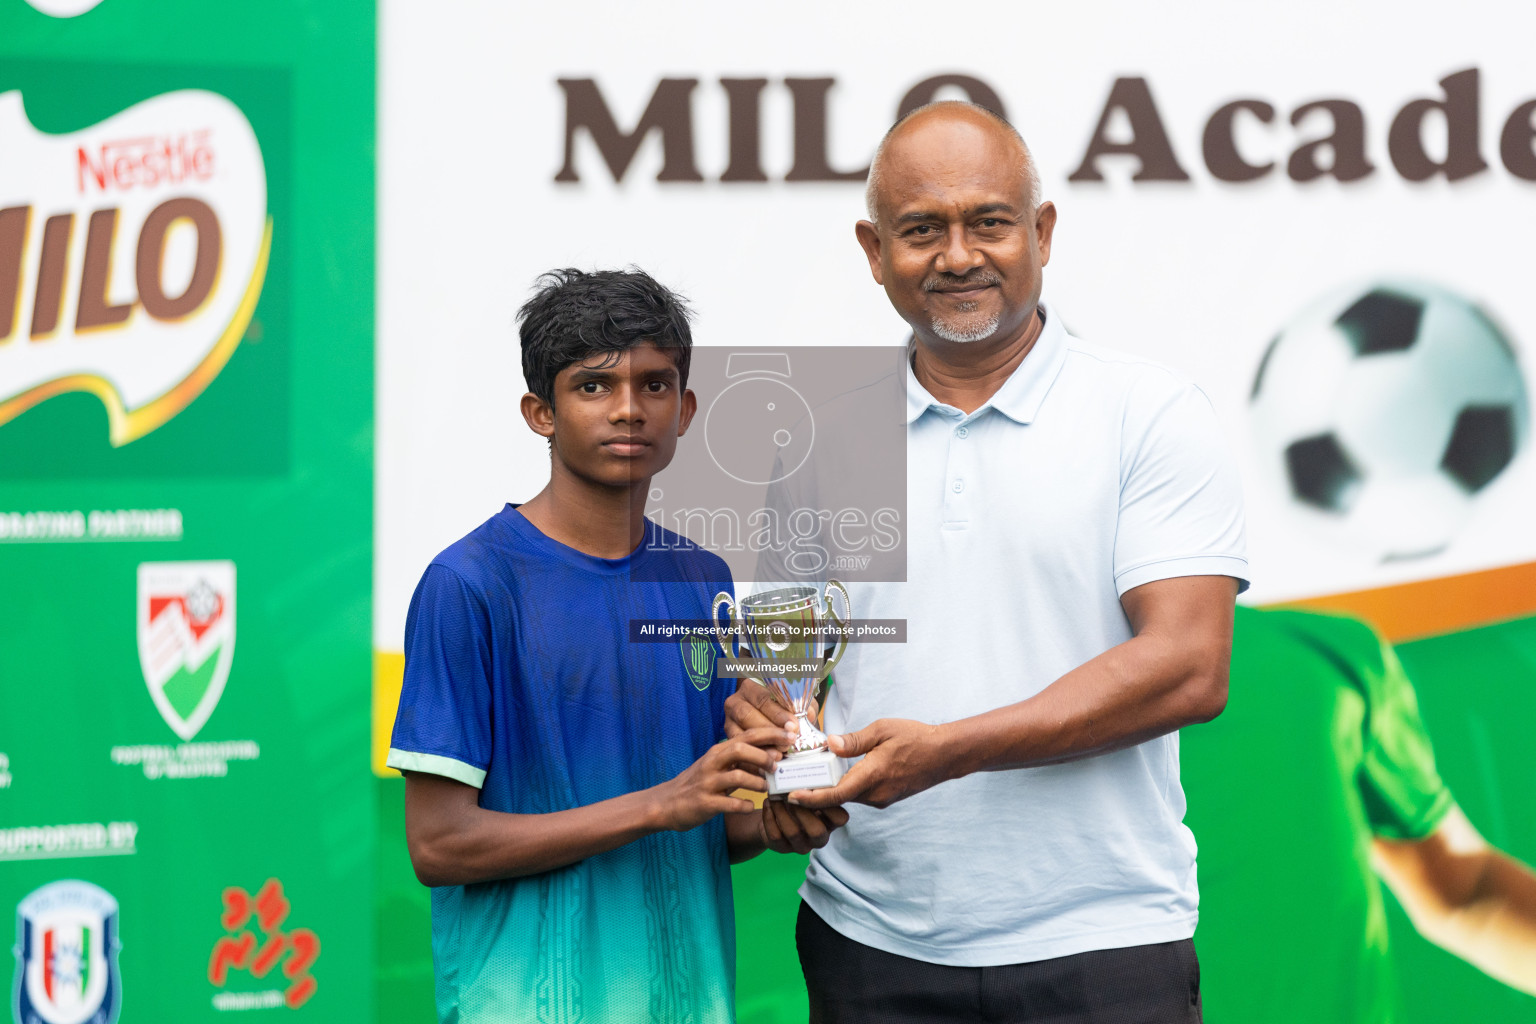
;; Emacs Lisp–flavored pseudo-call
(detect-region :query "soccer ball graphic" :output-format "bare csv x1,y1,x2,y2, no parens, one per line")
1249,279,1529,561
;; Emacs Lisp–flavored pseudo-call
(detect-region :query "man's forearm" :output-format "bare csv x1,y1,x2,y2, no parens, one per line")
782,576,1237,810
939,627,1229,777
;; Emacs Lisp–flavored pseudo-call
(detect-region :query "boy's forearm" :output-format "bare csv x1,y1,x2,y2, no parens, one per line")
409,784,671,886
726,806,768,864
406,728,786,885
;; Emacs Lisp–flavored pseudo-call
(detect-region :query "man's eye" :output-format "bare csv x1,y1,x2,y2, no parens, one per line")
580,382,602,393
645,380,670,392
909,225,936,236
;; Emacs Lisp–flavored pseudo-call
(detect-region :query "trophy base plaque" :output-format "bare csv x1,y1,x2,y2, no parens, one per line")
767,749,843,797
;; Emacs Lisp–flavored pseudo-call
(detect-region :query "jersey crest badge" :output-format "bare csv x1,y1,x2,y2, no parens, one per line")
680,633,716,691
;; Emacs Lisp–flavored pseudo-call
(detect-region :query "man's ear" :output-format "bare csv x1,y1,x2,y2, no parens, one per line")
676,388,699,437
1034,201,1058,268
854,220,884,285
520,392,555,440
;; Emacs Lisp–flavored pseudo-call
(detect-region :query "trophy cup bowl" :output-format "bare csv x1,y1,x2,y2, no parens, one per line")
712,581,851,796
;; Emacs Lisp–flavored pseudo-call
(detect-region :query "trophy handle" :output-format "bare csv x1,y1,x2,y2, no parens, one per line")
711,591,742,659
819,579,852,680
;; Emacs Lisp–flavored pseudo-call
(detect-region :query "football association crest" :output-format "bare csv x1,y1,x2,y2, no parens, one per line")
13,880,121,1024
137,561,236,741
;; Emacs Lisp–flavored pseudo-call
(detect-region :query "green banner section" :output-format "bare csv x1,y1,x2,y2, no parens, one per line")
709,612,1536,1024
0,1,373,1021
1387,617,1536,1022
373,611,1536,1024
372,612,1536,1024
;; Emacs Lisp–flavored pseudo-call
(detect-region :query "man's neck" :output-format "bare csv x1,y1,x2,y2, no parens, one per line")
516,470,649,560
911,306,1044,415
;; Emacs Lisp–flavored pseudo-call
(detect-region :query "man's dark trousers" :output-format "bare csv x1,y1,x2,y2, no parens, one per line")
797,903,1203,1023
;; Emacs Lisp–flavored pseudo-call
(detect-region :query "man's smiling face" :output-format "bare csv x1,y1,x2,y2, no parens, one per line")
858,107,1055,351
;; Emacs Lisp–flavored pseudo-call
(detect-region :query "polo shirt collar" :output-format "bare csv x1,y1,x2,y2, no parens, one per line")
904,300,1069,425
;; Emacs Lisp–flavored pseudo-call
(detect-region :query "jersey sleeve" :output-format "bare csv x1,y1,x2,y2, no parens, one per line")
1113,374,1250,596
385,563,495,789
1351,623,1455,840
1278,611,1454,840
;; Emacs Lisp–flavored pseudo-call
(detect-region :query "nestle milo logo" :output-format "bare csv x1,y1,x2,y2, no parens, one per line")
0,89,270,446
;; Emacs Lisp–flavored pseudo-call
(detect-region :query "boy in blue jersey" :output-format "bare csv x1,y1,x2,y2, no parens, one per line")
387,268,847,1024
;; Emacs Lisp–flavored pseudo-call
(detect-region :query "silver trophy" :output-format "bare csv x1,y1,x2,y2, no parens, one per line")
712,581,851,795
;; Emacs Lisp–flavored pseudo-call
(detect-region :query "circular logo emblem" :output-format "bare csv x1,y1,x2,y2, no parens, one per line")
764,620,793,653
704,376,815,486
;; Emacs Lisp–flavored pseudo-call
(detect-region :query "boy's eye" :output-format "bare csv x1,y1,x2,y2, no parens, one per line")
645,379,670,393
579,381,604,394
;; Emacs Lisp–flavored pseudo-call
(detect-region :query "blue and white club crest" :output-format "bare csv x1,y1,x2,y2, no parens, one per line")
13,880,121,1024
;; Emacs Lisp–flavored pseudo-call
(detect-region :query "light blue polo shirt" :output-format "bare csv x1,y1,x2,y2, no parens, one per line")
799,303,1249,967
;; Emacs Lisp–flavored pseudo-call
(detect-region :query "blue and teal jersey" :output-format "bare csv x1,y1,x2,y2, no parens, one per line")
387,505,737,1024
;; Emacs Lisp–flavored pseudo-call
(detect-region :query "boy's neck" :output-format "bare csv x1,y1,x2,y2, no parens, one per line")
516,471,650,560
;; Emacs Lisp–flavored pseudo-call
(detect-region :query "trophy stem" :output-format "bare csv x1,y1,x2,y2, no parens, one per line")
790,709,829,755
767,711,844,796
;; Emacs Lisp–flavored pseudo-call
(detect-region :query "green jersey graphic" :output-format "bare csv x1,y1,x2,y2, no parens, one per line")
1184,607,1453,1024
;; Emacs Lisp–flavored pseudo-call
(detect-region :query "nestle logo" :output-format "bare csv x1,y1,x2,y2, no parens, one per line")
77,130,215,194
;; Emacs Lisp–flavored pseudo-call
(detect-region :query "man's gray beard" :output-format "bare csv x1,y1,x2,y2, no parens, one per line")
930,311,1001,344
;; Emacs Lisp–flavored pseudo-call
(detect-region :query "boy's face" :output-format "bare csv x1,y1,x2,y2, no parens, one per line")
523,342,697,490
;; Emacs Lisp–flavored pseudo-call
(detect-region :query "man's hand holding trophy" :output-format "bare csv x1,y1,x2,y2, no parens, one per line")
712,581,851,797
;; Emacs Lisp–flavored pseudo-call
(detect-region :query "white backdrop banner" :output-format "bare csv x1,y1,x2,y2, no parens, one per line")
376,0,1536,648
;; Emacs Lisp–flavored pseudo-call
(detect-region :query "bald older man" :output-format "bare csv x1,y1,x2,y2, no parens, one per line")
727,103,1248,1022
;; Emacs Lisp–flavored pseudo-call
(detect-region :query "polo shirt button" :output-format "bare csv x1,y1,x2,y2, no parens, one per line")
953,479,964,493
956,427,969,438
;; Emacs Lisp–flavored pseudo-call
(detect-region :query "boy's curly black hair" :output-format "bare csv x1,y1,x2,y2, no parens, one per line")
517,268,694,405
